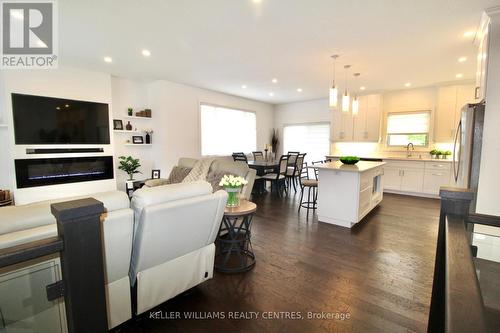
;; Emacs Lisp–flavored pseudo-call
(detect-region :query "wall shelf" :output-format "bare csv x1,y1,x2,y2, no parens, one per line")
113,130,141,134
124,116,152,120
124,144,152,147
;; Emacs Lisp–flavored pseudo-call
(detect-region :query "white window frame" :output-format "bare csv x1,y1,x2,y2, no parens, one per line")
385,110,431,148
199,102,257,157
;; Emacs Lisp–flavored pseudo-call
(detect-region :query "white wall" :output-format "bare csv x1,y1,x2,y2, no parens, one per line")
273,98,330,155
110,77,153,190
477,10,500,216
0,67,115,204
148,80,275,175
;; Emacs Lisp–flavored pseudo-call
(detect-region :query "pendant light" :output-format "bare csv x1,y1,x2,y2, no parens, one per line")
329,55,339,108
342,65,351,112
352,73,360,116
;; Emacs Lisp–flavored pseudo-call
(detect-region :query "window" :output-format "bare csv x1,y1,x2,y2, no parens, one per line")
200,104,256,156
283,123,330,163
386,111,430,146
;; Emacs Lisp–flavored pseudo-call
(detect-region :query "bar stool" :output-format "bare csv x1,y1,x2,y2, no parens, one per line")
298,161,320,218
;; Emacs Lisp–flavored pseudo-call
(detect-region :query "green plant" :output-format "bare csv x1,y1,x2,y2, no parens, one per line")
435,150,443,156
127,107,133,116
429,149,438,155
444,150,452,156
118,156,141,180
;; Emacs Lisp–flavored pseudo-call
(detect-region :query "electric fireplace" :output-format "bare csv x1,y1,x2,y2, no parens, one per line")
15,156,114,189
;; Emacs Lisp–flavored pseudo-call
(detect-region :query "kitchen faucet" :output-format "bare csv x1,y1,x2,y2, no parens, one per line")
406,143,415,157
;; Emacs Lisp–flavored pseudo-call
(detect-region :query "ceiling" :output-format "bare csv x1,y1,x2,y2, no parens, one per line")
59,0,500,104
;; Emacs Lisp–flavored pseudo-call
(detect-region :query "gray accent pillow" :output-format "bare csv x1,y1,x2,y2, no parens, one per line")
167,166,192,184
206,170,228,193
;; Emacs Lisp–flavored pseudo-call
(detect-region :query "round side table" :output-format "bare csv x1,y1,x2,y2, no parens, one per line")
215,200,257,273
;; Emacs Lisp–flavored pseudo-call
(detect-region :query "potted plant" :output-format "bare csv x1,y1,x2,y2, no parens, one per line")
127,107,133,116
443,150,452,159
219,174,248,207
429,149,438,159
435,150,443,159
118,156,141,181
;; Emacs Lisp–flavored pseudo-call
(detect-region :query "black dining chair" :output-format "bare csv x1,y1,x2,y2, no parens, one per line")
252,151,264,161
232,153,248,163
286,153,306,193
262,155,288,197
287,151,299,166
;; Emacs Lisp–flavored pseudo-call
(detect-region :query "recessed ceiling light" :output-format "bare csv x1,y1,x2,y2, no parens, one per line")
268,92,274,97
65,104,69,108
241,85,247,89
142,49,151,57
463,31,475,38
458,56,467,63
271,78,278,84
360,86,366,91
297,88,302,92
104,56,112,63
252,0,262,3
404,82,411,87
456,73,463,79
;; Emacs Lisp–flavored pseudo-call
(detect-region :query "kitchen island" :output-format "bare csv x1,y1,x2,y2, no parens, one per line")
313,161,385,228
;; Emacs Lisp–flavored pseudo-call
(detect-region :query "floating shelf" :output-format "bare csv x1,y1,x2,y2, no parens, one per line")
124,144,152,147
113,130,141,134
124,116,152,120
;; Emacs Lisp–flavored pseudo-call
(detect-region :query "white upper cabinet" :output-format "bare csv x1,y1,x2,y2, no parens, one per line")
435,84,475,142
332,94,382,142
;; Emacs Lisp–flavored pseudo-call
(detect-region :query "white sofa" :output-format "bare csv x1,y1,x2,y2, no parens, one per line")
0,191,134,329
129,181,227,314
0,180,228,329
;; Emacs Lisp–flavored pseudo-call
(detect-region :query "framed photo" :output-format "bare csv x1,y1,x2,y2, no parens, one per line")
113,119,123,130
151,169,161,179
132,136,144,144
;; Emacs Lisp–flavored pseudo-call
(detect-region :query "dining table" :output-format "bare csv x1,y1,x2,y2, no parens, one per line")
247,160,280,194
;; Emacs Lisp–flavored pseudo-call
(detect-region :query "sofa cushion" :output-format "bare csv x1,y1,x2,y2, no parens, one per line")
206,169,226,192
210,159,249,178
167,166,192,184
0,191,130,236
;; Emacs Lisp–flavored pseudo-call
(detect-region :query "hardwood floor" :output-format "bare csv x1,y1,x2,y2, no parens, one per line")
118,192,441,333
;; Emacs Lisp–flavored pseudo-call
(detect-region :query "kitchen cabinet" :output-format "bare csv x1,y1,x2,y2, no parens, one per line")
383,166,402,191
400,168,424,193
332,94,382,142
435,84,475,142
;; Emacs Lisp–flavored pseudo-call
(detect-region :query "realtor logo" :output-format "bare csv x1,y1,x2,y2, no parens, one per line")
1,0,58,68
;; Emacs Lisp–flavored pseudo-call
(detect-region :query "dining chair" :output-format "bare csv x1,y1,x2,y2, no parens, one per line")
287,151,299,167
252,151,264,161
298,161,318,218
232,153,248,163
286,153,306,193
262,155,288,197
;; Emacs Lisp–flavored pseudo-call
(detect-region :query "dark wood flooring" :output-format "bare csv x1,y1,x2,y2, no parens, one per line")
118,192,441,333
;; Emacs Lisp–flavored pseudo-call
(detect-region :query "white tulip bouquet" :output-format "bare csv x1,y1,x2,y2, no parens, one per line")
219,175,248,207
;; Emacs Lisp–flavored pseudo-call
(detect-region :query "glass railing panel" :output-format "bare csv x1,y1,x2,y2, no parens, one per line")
0,255,67,333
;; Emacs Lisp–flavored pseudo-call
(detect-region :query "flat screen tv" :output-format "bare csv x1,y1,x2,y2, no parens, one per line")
12,93,110,145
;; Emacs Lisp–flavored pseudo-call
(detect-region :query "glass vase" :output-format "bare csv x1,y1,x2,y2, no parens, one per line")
224,187,241,207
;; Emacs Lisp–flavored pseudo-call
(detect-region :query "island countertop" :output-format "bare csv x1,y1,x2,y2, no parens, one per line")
311,161,386,173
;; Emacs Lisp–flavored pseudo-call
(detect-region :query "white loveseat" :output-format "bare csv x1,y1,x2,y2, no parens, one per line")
0,191,134,329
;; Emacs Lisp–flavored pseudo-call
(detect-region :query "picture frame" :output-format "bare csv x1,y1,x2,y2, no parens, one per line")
151,169,161,179
132,136,144,144
113,119,123,130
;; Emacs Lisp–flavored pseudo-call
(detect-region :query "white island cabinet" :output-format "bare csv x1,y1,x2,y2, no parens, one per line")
314,161,385,228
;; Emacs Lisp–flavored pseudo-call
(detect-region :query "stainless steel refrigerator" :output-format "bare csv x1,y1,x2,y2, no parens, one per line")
452,102,485,211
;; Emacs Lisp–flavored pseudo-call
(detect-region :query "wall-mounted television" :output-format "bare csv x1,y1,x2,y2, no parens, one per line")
12,93,110,145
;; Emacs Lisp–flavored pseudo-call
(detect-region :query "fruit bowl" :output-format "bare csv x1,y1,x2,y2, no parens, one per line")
339,156,360,165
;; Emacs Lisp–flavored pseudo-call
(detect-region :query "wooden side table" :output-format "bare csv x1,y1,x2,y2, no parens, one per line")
215,200,257,273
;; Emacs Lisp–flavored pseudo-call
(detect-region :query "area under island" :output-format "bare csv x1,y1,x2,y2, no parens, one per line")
313,161,386,228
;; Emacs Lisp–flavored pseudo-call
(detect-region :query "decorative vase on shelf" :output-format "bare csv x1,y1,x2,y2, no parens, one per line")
125,121,132,131
145,133,151,144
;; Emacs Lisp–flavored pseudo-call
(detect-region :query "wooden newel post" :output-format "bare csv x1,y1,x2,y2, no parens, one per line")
439,186,475,220
51,198,108,333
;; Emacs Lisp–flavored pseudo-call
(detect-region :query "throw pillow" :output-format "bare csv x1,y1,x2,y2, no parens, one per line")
167,166,192,184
